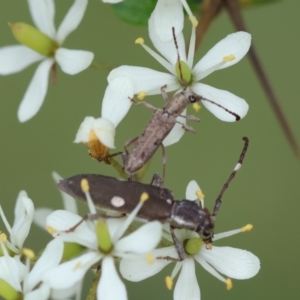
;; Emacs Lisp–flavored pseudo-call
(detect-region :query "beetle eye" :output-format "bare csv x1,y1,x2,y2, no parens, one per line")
188,95,197,103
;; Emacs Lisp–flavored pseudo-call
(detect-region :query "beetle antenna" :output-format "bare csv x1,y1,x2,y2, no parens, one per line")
212,137,249,218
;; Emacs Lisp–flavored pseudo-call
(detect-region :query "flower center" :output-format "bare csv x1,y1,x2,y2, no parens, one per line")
175,60,193,86
87,130,109,161
184,237,203,255
96,220,113,254
9,22,58,56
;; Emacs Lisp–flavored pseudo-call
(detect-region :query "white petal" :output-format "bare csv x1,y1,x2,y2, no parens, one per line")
24,283,51,300
174,258,200,300
102,0,123,3
93,118,116,148
56,0,88,43
55,48,94,75
43,252,100,289
33,208,53,229
115,221,162,254
119,247,175,281
162,109,186,147
27,239,64,291
108,66,178,95
52,172,78,214
74,116,95,142
185,180,202,201
149,13,186,65
193,32,251,81
101,77,134,127
149,0,184,43
200,246,260,279
0,45,43,75
11,191,34,249
193,83,249,122
98,257,127,300
46,210,97,249
51,282,82,300
18,58,53,122
27,0,56,39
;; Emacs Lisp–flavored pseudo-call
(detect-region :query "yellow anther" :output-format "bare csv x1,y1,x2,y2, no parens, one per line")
242,224,253,232
137,91,146,100
226,278,233,290
165,276,173,290
22,248,35,259
81,179,90,193
0,233,7,242
146,252,154,265
73,261,82,270
46,225,57,235
223,54,235,62
196,190,204,200
193,103,201,112
135,38,144,44
189,16,198,28
140,192,149,202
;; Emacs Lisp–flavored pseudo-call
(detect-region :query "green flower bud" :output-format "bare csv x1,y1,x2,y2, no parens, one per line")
96,220,113,253
184,237,203,255
0,278,21,300
175,60,192,85
9,22,58,56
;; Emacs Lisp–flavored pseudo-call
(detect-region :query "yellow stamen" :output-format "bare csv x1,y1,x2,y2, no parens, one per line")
223,54,235,62
165,276,173,290
140,192,149,202
226,278,233,290
22,248,35,259
196,190,204,200
146,252,154,265
137,91,146,100
135,38,144,44
73,261,82,270
46,225,57,235
0,233,7,242
189,16,198,28
81,179,89,193
193,103,201,112
242,224,253,232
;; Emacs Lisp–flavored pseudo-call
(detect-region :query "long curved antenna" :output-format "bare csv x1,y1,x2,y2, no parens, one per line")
212,137,249,217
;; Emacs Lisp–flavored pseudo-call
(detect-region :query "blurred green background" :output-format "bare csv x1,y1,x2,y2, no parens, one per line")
0,0,299,299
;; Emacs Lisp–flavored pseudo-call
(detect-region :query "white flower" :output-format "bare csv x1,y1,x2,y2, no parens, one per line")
0,191,34,254
102,3,250,145
119,181,260,299
43,186,162,300
0,238,64,300
34,172,78,229
0,0,94,122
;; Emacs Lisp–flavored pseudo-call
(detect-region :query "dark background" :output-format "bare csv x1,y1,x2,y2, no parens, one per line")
0,1,299,299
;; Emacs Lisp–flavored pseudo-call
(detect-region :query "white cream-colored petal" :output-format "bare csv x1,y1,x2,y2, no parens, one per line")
11,191,34,249
33,208,53,229
46,210,97,250
97,257,127,300
55,48,94,75
43,252,100,289
115,221,162,254
27,0,56,39
0,45,43,75
149,0,184,43
162,109,186,147
102,0,123,3
27,239,64,291
52,172,78,214
186,180,202,201
200,246,260,279
192,83,249,122
193,32,251,81
56,0,88,43
101,77,134,127
93,118,116,148
149,12,186,66
74,116,95,143
17,58,54,122
119,246,176,281
108,66,178,95
24,283,51,300
174,258,200,300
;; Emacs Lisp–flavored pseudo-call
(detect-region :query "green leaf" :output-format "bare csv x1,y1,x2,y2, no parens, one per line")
112,0,157,26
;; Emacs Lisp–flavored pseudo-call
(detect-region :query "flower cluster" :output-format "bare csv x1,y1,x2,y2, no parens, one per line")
0,0,261,300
